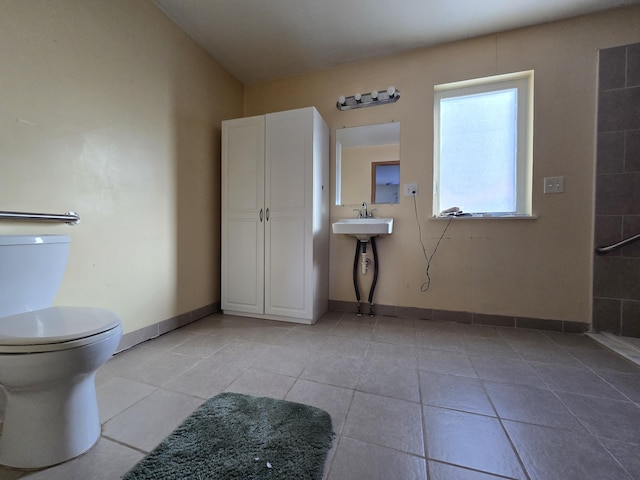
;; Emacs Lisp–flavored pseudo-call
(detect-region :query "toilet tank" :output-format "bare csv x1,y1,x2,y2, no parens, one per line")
0,235,71,318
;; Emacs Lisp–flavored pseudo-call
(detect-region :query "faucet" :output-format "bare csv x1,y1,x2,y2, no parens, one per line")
353,202,374,218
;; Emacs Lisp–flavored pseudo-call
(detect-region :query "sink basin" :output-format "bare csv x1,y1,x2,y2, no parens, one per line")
332,218,393,241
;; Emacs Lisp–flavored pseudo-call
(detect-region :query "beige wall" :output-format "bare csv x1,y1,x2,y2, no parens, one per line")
245,7,640,324
0,1,243,334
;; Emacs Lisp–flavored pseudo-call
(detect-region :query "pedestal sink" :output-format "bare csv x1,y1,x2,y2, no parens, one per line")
332,217,393,316
332,218,393,242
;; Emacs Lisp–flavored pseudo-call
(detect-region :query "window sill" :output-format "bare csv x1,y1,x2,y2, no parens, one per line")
431,214,538,220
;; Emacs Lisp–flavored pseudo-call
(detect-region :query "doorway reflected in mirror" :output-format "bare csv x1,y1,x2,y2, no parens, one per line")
372,161,400,204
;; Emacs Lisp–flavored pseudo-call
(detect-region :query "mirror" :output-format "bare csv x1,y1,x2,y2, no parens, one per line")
336,122,400,205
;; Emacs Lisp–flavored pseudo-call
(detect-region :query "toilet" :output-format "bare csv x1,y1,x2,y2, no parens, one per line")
0,235,122,469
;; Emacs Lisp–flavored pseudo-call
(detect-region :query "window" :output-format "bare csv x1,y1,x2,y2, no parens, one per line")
433,71,533,217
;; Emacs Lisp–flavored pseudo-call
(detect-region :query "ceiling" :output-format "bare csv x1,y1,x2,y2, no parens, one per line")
154,0,637,85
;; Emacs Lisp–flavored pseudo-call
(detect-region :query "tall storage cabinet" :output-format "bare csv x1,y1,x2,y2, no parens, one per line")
221,107,330,324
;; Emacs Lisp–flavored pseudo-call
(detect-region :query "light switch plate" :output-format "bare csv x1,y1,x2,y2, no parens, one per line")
544,176,564,194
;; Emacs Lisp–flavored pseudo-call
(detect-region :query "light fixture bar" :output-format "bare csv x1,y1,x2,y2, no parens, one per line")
336,87,401,111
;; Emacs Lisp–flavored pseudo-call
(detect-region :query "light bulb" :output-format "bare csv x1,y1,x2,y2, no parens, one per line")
371,90,379,100
338,95,346,105
354,93,362,102
387,86,396,97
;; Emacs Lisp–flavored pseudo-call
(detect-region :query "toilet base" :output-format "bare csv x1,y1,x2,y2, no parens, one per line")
0,325,121,470
0,373,101,469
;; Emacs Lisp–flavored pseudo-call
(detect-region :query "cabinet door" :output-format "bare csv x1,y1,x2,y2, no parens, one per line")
264,109,313,318
221,116,265,315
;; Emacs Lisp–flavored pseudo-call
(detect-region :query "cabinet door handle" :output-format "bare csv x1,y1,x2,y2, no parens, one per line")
266,208,270,221
259,209,263,222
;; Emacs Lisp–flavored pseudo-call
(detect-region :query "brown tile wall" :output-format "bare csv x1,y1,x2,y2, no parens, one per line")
328,300,589,334
594,42,640,337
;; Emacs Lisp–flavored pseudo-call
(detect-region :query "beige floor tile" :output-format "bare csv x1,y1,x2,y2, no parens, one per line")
102,389,203,452
470,355,546,388
531,362,626,399
293,317,339,335
375,315,418,329
417,347,477,377
331,321,374,341
120,351,202,387
96,376,156,423
415,330,465,352
180,316,226,335
285,378,354,434
320,336,370,358
17,439,143,480
423,406,525,479
142,330,195,352
169,334,231,358
253,345,313,377
505,421,633,480
463,337,520,359
282,330,330,350
94,369,114,387
163,358,245,399
365,341,418,368
208,340,271,369
228,325,292,345
484,381,586,431
343,391,424,456
497,326,555,345
428,461,509,479
327,437,427,480
371,324,417,346
225,368,297,399
100,345,163,377
455,323,502,339
301,351,365,389
510,342,583,366
414,319,457,332
419,371,495,416
356,361,420,402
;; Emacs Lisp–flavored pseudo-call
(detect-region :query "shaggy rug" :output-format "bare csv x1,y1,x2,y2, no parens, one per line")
122,392,335,480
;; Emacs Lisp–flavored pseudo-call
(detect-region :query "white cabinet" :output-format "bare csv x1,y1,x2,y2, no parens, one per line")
221,107,329,324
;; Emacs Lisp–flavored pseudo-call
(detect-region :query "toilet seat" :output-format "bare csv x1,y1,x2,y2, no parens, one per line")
0,306,122,353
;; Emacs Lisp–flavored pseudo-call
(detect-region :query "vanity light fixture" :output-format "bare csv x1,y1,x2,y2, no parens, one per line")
336,86,400,111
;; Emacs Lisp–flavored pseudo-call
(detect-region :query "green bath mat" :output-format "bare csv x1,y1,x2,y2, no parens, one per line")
122,392,335,480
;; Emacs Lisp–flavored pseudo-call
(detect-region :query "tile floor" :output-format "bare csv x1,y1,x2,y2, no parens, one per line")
2,310,640,480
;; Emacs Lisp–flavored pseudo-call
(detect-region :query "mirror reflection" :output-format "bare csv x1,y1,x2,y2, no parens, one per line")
372,161,400,204
336,122,400,206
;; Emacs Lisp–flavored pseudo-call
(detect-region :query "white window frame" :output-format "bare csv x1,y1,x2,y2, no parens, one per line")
433,71,534,217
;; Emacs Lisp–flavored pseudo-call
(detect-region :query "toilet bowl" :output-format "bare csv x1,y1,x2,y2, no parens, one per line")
0,235,122,469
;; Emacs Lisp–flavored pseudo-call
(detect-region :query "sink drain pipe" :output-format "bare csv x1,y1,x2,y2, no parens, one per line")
352,238,379,316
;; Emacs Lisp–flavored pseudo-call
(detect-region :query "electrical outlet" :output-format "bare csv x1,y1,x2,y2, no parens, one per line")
404,183,418,196
544,176,564,194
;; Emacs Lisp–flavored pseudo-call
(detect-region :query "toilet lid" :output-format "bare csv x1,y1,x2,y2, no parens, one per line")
0,306,121,346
